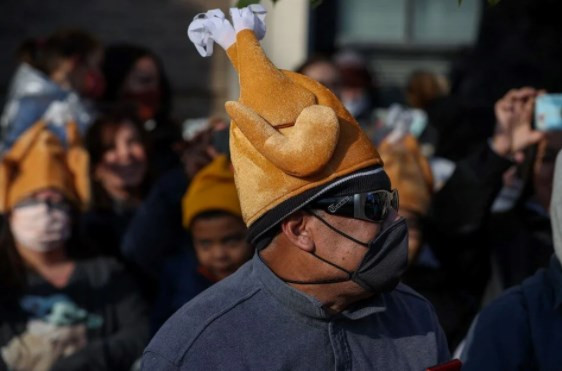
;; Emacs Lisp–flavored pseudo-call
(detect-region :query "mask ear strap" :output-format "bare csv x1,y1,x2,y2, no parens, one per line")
280,251,354,285
273,209,368,285
306,209,369,247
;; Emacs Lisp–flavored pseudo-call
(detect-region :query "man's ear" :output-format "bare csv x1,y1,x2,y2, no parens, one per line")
280,211,315,253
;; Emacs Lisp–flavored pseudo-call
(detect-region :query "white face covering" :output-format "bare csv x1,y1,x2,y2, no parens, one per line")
10,203,71,252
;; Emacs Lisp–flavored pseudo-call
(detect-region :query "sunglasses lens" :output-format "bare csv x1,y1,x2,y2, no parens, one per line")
363,190,399,222
364,193,386,221
313,190,399,223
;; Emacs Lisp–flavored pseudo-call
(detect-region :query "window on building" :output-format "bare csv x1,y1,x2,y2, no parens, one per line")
338,0,481,47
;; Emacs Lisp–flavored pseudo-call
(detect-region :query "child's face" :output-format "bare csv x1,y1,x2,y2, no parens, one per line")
191,214,252,281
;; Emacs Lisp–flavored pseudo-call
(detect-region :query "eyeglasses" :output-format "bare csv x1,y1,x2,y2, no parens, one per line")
310,189,399,223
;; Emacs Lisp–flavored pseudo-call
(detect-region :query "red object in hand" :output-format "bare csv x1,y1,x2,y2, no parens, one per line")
426,359,462,371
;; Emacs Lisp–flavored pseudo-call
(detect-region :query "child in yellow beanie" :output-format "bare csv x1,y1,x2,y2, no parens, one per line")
152,155,253,332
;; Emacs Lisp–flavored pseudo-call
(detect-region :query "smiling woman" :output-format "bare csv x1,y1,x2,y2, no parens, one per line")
81,106,150,258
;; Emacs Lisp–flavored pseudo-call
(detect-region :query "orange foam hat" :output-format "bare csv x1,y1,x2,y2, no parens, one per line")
0,121,90,213
223,30,383,226
378,134,433,215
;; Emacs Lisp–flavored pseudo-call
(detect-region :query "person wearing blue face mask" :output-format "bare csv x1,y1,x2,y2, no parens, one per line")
143,6,454,371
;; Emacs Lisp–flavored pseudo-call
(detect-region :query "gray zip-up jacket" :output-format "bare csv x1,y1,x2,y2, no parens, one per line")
142,253,450,370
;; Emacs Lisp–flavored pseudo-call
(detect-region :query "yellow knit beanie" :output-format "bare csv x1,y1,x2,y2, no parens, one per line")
182,155,242,228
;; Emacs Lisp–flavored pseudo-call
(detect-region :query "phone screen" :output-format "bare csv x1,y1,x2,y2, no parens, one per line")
535,94,562,131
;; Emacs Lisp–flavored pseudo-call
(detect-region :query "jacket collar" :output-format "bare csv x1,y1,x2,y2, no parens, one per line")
252,252,386,321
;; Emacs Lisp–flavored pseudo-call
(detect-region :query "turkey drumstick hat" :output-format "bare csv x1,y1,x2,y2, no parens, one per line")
187,6,390,246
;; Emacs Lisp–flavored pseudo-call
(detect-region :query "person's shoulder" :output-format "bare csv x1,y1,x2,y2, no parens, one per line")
461,279,534,369
393,282,430,300
477,282,530,326
385,283,442,329
144,263,261,366
480,267,551,323
391,282,435,309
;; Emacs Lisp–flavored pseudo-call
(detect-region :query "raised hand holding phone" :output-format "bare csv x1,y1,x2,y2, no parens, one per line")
492,87,545,162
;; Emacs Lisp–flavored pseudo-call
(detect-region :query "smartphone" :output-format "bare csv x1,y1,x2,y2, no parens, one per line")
535,94,562,131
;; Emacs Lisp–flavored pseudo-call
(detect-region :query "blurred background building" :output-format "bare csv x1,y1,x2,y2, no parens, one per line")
1,0,561,122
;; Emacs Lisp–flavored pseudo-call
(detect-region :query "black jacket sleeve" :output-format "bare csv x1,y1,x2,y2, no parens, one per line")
424,143,513,297
428,143,513,234
50,262,150,371
120,168,189,278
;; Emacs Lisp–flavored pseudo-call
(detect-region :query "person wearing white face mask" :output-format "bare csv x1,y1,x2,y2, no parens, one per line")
0,122,148,371
11,194,71,253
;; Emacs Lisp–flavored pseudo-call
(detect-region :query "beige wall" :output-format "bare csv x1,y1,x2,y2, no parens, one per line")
260,0,309,71
219,0,310,108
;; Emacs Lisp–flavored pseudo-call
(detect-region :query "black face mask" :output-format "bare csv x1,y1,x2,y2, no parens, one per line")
282,211,409,294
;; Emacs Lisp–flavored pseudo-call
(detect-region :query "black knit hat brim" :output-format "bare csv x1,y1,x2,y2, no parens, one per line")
247,166,390,247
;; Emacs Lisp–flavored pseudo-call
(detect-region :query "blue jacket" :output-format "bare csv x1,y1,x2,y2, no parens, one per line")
151,249,213,334
121,168,189,279
462,256,562,371
142,253,449,370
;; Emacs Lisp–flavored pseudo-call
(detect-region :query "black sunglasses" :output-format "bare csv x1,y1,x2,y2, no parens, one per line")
310,189,399,223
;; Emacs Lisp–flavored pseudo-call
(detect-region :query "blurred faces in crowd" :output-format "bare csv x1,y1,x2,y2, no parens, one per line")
182,155,252,281
96,121,147,192
102,45,171,126
87,109,148,205
120,56,162,122
10,189,72,254
191,211,251,281
334,50,377,121
24,29,105,99
297,56,342,97
406,70,448,110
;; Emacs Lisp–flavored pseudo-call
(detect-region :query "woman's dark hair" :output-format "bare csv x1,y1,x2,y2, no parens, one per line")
85,104,151,210
101,44,172,121
18,28,101,76
0,215,27,298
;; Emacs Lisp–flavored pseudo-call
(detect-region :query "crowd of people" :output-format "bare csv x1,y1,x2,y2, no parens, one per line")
0,5,561,370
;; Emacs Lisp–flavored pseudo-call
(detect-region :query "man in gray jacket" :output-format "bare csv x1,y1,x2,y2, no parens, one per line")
142,6,450,370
